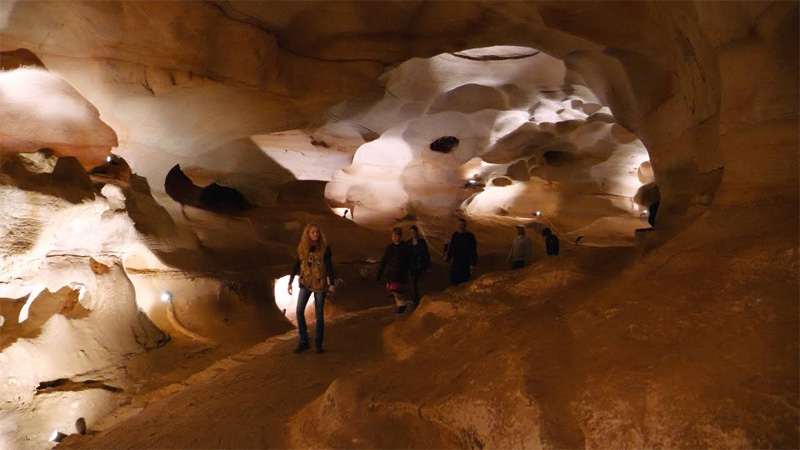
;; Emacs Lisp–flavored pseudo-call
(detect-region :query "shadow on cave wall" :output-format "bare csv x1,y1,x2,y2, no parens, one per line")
0,149,95,204
165,164,254,212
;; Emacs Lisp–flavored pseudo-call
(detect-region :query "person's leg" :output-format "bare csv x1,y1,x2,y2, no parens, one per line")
410,271,420,305
313,290,326,352
452,260,469,285
393,284,412,314
393,293,408,313
295,287,312,352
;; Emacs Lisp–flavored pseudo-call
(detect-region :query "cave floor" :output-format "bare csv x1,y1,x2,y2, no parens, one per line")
58,305,399,448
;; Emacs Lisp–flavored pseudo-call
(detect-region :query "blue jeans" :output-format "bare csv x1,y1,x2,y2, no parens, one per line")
296,286,326,347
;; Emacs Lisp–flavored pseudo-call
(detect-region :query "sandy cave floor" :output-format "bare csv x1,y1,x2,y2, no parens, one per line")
57,305,399,449
50,207,556,449
43,205,800,449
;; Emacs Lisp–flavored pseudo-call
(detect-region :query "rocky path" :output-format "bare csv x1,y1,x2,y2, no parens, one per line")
59,306,397,449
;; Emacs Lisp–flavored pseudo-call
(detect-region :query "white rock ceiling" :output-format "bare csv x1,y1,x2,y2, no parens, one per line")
0,0,739,230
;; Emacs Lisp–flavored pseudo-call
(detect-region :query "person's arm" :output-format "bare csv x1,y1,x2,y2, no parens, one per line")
420,238,431,271
288,258,301,294
445,234,455,262
470,233,478,266
376,245,389,281
324,246,335,287
405,243,414,275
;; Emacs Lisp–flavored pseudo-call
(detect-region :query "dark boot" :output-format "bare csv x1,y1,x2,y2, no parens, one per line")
294,342,310,353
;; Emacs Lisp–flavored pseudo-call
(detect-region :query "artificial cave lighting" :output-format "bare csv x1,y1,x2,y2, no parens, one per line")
331,207,352,219
273,275,312,325
160,291,173,303
49,431,66,443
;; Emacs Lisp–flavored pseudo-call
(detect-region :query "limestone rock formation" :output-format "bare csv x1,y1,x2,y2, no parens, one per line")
0,1,796,449
0,67,117,167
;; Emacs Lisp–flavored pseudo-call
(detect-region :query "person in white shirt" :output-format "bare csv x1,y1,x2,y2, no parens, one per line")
507,225,533,270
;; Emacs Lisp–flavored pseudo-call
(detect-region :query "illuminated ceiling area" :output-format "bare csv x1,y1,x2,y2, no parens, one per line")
319,46,653,240
0,1,797,449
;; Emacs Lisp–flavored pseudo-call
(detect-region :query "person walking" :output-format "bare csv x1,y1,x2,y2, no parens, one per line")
507,225,533,269
445,218,478,285
376,227,413,314
542,227,560,256
407,225,431,305
288,222,336,354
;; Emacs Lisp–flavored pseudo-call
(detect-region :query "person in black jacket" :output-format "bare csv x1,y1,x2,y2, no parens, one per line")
446,218,478,285
376,227,413,314
542,227,560,256
407,225,431,305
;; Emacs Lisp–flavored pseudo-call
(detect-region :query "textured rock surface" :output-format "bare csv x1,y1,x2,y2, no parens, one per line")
1,0,727,229
0,1,797,449
0,67,117,167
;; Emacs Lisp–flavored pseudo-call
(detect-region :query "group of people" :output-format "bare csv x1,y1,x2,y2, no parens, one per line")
375,225,432,314
506,225,559,269
287,219,559,354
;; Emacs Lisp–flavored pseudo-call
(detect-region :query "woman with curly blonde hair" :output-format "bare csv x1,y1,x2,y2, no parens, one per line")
288,222,336,353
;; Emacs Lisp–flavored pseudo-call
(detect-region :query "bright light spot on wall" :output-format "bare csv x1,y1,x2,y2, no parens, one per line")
18,285,45,323
274,275,314,325
0,68,91,123
49,430,66,443
331,207,353,219
535,211,542,217
160,291,173,303
71,283,87,301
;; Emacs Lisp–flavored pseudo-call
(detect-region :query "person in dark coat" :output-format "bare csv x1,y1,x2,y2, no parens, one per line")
445,218,478,285
376,227,413,314
542,227,560,256
407,225,431,305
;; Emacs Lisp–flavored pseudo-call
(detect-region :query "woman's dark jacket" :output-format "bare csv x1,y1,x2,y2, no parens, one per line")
376,241,411,283
408,237,431,274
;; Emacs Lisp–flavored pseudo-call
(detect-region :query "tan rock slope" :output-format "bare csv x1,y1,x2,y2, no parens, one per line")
0,1,797,448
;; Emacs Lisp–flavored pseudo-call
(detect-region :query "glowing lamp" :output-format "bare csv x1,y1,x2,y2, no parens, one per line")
160,291,173,303
534,211,541,217
641,209,649,216
106,156,112,162
50,431,67,443
468,179,477,185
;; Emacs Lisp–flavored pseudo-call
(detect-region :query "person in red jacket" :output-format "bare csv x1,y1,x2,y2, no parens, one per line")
376,227,413,314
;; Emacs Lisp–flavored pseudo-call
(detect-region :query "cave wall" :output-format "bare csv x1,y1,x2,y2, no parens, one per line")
0,1,797,447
